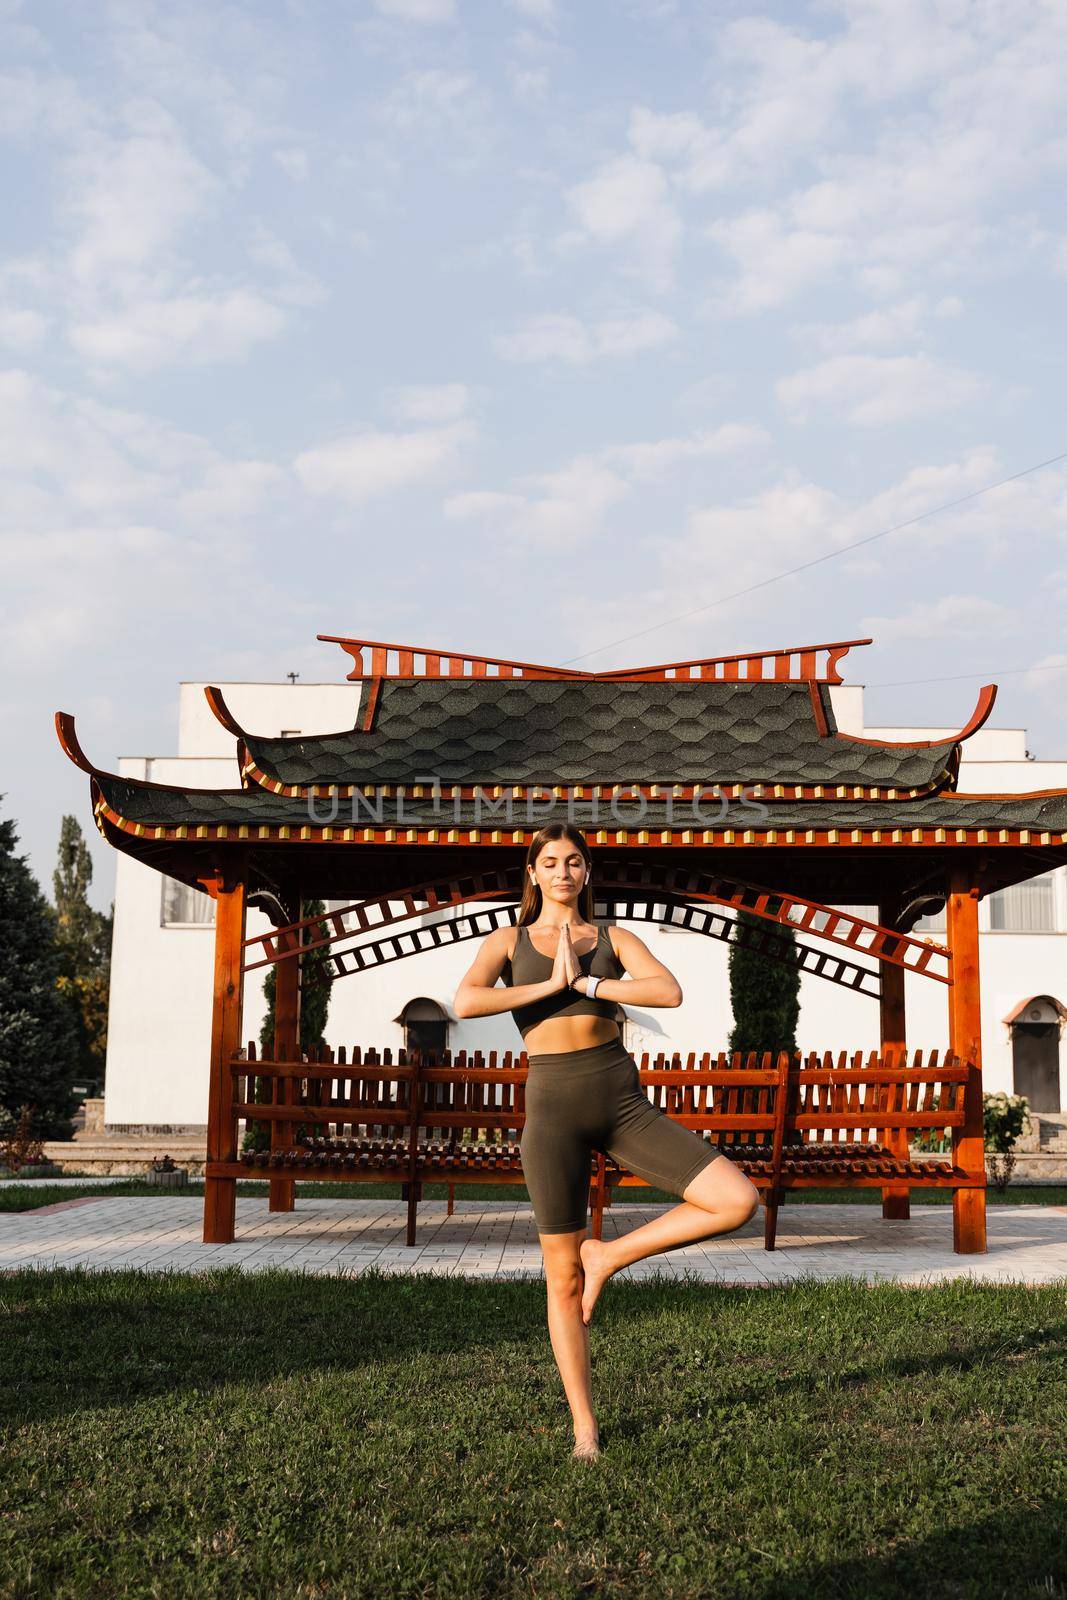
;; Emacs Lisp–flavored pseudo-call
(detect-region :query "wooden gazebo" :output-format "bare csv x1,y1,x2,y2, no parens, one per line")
56,633,1067,1253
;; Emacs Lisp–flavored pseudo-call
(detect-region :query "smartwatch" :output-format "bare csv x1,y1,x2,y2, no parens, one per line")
585,975,602,1000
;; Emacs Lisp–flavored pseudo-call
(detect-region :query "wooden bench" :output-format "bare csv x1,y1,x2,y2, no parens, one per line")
762,1047,977,1246
222,1043,979,1249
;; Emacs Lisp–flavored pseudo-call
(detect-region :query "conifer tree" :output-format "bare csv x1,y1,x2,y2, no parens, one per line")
259,898,333,1055
727,907,800,1061
51,815,112,1089
0,801,79,1137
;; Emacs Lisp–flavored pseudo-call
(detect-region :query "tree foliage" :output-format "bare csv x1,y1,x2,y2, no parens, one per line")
727,907,800,1060
0,802,79,1138
259,898,333,1056
51,815,112,1088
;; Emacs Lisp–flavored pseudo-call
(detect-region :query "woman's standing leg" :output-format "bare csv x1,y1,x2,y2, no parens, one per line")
540,1230,600,1455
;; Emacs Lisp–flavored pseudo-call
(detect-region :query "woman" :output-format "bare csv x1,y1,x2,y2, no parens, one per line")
453,822,760,1461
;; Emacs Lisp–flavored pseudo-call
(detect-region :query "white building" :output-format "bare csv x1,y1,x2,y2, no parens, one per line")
102,677,1067,1131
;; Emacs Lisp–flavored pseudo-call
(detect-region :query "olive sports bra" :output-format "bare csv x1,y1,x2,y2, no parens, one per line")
500,922,625,1040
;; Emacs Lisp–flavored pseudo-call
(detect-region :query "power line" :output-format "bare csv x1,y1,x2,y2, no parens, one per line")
866,660,1067,690
559,448,1067,666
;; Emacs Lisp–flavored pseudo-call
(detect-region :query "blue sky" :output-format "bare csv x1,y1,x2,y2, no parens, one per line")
3,0,1066,909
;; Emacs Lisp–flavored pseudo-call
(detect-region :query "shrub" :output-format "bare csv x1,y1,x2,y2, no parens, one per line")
0,1104,47,1174
984,1091,1031,1192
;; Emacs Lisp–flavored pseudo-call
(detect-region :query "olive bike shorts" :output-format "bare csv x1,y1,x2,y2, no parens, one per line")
519,1036,723,1235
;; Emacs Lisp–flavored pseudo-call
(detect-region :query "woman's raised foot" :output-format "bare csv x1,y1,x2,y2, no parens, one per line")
578,1236,615,1324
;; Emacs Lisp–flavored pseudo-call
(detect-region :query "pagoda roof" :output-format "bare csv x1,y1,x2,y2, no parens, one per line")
88,768,1067,846
218,677,995,800
56,632,1067,906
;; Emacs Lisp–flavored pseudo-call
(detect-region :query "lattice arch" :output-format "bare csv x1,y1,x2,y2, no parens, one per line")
240,863,953,1001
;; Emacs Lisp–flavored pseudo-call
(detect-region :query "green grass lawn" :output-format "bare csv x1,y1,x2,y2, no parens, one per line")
0,1270,1064,1599
3,1178,1067,1212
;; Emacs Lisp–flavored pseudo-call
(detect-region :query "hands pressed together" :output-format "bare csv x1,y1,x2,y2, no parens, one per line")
548,924,586,995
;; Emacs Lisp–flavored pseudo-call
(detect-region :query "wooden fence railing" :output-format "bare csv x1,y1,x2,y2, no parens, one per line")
207,1044,981,1252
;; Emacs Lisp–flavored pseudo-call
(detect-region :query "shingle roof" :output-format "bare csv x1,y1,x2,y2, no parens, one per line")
240,680,958,792
92,772,1067,837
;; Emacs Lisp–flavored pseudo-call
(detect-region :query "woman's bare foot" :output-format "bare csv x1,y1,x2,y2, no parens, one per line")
579,1237,616,1324
571,1427,601,1461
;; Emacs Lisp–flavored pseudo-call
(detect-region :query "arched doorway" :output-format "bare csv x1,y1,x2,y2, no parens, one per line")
1005,996,1065,1112
397,996,449,1059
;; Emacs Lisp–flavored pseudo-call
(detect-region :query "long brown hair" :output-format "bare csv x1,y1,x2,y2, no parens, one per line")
516,823,594,926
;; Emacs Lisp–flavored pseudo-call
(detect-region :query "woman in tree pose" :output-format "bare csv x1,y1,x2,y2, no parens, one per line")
453,822,761,1461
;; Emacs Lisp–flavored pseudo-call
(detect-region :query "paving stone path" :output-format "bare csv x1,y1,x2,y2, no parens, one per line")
3,1197,1066,1284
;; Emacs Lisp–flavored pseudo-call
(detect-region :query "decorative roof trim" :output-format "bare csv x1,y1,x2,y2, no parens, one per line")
236,766,955,804
360,675,383,732
203,686,246,739
203,683,369,745
808,680,831,737
90,798,1067,853
836,685,997,751
54,711,96,775
319,634,597,681
55,714,215,799
597,638,870,683
318,633,873,684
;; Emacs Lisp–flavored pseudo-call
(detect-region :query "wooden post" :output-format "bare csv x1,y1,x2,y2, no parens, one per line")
763,1050,792,1251
946,864,987,1253
405,1049,424,1246
204,873,246,1244
590,1150,606,1239
270,904,301,1213
879,899,910,1220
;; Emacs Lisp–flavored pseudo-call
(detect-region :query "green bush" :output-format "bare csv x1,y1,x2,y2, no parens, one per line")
983,1090,1031,1154
984,1090,1031,1192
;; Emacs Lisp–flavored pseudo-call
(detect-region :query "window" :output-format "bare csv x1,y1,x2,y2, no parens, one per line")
988,873,1057,933
913,905,946,934
161,876,215,927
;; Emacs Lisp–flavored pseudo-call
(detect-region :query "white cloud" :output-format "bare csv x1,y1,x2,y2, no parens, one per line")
69,289,288,373
614,446,1067,666
389,384,471,424
247,226,325,308
443,490,525,520
863,595,1017,644
0,368,284,518
379,70,481,136
294,421,474,503
792,297,929,354
603,423,769,481
510,0,555,22
0,46,319,381
273,146,309,181
685,481,847,596
573,7,1067,312
707,209,844,313
776,353,983,426
511,68,550,107
64,117,221,289
373,0,455,20
0,307,49,348
0,367,287,666
1024,653,1067,708
495,309,678,365
442,419,765,541
594,310,678,358
444,456,628,546
565,154,682,292
495,312,590,364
